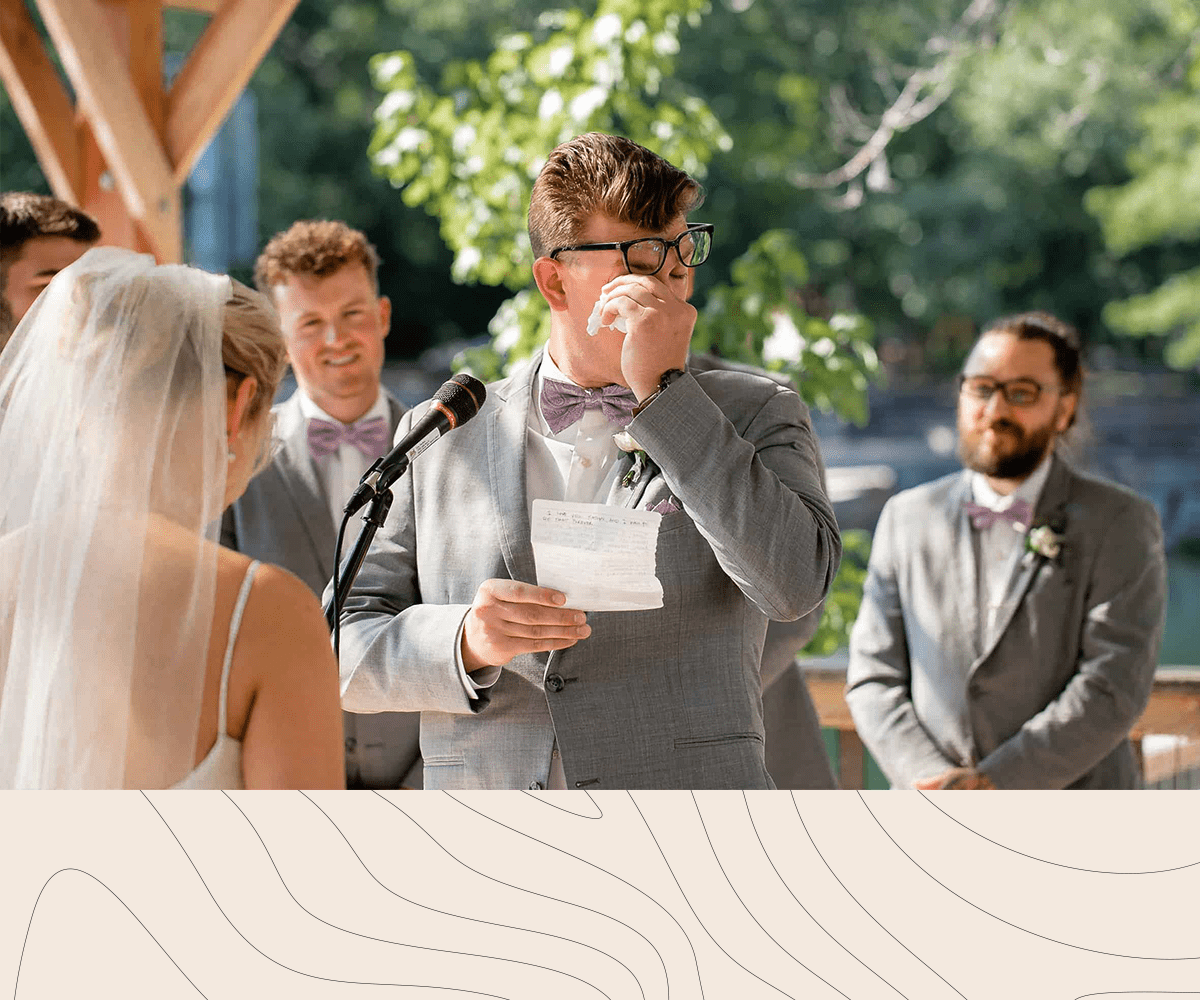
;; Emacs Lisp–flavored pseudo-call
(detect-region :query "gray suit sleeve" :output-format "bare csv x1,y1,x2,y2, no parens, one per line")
332,411,483,718
626,373,840,622
845,499,957,786
978,498,1167,789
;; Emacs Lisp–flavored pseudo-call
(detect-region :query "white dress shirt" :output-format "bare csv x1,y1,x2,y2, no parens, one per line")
296,388,390,531
970,453,1052,645
457,347,631,788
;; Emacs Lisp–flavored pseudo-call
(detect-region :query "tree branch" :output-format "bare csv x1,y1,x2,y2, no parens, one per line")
791,0,1002,193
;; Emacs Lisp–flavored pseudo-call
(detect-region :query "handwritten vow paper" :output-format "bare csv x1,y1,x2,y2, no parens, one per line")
531,500,663,611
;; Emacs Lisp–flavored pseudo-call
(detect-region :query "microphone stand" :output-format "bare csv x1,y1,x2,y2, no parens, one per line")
324,485,394,657
320,370,486,654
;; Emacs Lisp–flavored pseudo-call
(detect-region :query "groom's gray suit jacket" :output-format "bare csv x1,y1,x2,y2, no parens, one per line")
846,453,1167,789
336,355,841,789
221,390,422,789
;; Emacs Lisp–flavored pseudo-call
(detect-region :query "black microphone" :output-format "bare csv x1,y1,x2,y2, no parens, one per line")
343,373,486,516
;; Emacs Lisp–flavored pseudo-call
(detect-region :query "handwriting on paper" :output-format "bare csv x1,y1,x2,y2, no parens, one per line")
531,500,663,611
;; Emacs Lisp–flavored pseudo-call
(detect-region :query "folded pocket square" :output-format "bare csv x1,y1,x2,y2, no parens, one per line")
648,497,681,514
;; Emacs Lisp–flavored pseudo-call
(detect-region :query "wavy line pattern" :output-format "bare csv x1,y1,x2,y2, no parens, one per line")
2,792,1198,999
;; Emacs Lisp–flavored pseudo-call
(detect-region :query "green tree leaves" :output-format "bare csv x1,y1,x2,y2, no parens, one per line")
368,1,728,291
1082,35,1200,368
693,230,878,426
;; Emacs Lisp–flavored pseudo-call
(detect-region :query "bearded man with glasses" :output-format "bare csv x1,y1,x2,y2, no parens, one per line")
847,311,1167,789
336,132,840,789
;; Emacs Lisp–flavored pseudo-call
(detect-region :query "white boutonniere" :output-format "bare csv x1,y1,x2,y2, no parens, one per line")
613,429,649,488
1025,524,1064,562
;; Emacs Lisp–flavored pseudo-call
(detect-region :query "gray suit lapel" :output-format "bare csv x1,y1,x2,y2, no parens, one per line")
274,394,337,580
946,471,983,660
489,358,539,585
973,453,1072,667
604,449,656,509
384,391,405,439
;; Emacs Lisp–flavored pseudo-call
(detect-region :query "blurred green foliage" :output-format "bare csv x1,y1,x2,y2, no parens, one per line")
803,528,872,657
692,230,878,426
368,0,724,290
5,0,1200,371
1080,1,1200,368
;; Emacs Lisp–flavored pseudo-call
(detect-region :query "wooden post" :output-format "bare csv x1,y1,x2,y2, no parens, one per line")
36,0,180,259
4,0,295,264
0,0,81,201
838,730,866,790
165,0,300,184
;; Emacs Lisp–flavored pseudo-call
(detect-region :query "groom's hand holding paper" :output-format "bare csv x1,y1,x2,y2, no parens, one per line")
531,499,664,612
460,578,592,672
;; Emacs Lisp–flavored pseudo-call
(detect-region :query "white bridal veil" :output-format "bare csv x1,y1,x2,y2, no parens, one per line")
0,247,232,788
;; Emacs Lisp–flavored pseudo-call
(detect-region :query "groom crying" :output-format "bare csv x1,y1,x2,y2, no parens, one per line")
335,133,840,790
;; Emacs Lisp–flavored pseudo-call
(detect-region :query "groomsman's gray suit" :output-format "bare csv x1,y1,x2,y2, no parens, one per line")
846,453,1167,789
221,390,422,789
687,351,835,788
337,355,841,789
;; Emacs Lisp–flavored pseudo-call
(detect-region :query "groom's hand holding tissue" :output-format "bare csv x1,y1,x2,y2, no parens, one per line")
592,273,695,401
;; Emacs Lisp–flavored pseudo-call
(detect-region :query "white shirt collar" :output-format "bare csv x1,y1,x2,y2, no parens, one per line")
531,346,579,438
296,386,388,427
971,450,1053,512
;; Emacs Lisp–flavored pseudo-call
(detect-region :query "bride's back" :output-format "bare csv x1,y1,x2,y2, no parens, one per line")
0,249,344,789
125,518,343,789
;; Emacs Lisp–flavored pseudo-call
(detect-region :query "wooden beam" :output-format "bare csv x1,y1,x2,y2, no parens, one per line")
78,119,139,249
838,730,866,790
802,663,857,731
165,0,297,183
807,660,1200,786
0,0,81,202
1130,669,1200,741
1141,738,1200,786
127,0,164,134
34,0,180,260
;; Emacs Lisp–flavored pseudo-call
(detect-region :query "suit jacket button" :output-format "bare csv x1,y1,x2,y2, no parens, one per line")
546,673,565,693
344,738,357,753
528,780,544,790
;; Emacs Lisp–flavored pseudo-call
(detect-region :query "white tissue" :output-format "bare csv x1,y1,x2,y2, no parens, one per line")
586,296,629,337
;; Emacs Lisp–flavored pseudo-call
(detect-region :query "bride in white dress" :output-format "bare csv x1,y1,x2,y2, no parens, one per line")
0,247,345,789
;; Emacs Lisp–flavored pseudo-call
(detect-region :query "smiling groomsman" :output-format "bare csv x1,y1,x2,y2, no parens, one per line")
222,220,421,788
846,312,1167,789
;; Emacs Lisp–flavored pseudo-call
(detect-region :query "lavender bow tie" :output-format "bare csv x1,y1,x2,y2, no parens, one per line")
964,498,1033,531
307,416,390,460
540,379,637,434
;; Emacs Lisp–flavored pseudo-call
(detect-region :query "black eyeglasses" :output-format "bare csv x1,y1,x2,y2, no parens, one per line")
548,223,714,276
956,374,1061,408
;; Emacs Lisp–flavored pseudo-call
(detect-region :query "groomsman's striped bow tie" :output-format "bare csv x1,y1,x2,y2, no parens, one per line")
307,416,390,460
964,498,1033,531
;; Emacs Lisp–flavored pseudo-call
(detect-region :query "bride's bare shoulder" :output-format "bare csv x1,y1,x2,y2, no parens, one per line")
213,546,329,652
